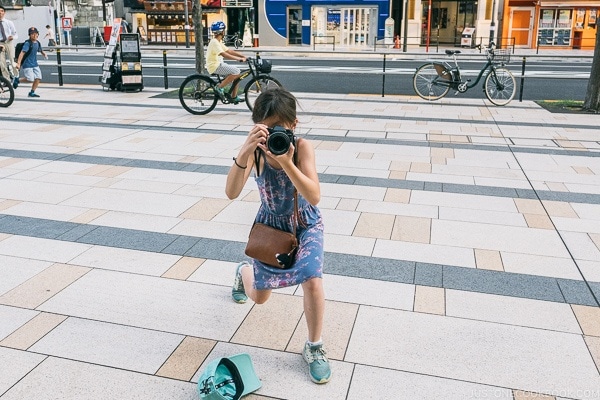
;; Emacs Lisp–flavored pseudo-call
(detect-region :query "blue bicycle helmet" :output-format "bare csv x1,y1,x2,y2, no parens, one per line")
211,21,225,33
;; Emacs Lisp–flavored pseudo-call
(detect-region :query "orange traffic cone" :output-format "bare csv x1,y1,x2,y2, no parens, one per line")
394,35,400,49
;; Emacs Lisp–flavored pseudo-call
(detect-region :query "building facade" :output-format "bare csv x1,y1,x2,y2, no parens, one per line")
501,0,598,49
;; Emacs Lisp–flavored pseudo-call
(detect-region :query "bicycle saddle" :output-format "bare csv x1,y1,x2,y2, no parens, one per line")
445,50,461,55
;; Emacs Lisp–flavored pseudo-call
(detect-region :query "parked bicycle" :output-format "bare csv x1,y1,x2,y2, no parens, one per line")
412,42,516,106
223,32,244,49
0,46,15,107
179,55,281,115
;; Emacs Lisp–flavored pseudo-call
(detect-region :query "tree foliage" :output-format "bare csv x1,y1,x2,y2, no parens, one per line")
583,27,600,112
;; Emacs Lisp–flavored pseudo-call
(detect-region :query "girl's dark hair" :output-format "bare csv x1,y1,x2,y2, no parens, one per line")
252,87,297,125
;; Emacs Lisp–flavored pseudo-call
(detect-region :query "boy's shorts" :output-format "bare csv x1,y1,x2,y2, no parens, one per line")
23,67,43,82
214,63,240,76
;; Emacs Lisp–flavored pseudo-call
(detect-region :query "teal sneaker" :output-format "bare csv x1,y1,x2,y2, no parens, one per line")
231,95,243,104
231,262,249,304
302,342,331,384
215,86,226,100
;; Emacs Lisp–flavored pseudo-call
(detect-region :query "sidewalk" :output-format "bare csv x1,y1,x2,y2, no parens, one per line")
0,85,599,400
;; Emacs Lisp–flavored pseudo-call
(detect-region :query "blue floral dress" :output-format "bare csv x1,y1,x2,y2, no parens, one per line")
251,156,324,290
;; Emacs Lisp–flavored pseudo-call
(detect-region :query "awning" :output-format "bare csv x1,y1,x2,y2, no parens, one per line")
540,1,600,6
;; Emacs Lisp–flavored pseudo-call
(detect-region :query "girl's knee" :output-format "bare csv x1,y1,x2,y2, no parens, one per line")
251,289,271,304
302,277,323,294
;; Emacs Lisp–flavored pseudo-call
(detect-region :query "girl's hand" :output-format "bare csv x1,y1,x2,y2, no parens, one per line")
259,139,295,168
240,124,268,156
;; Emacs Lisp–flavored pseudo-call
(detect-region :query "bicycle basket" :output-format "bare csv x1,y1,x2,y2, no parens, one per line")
492,49,511,64
255,59,272,74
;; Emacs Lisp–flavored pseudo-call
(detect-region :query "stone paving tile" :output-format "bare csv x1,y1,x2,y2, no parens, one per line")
0,347,46,395
413,285,445,315
500,252,581,280
0,312,67,350
446,290,582,334
0,263,91,309
474,249,504,271
523,213,555,229
155,336,216,381
287,299,357,361
346,306,600,396
572,305,600,337
348,364,512,400
0,255,51,296
232,293,304,351
161,256,205,280
0,356,197,400
37,269,253,341
584,335,600,372
431,219,570,258
70,245,180,276
353,212,395,239
321,274,414,310
29,317,184,374
391,216,431,243
0,305,39,341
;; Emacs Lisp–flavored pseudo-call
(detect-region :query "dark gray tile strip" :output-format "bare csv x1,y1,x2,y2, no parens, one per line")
0,214,597,307
2,148,600,205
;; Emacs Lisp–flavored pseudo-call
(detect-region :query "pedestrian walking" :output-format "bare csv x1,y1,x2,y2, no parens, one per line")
44,24,56,47
0,5,18,80
14,27,47,98
225,87,332,385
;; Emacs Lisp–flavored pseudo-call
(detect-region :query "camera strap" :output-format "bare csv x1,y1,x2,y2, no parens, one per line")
253,138,299,177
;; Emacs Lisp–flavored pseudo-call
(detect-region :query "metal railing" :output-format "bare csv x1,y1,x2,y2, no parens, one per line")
312,35,335,51
46,46,593,103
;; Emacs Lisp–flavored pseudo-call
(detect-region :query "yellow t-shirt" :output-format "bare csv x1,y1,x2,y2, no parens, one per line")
206,38,228,74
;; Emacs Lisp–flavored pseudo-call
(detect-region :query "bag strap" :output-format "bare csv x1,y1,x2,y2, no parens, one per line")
254,139,302,233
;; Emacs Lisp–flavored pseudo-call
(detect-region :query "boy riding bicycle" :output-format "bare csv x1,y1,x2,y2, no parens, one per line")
206,21,246,102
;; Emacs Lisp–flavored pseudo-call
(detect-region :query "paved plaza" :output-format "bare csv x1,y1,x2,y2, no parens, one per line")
0,84,599,399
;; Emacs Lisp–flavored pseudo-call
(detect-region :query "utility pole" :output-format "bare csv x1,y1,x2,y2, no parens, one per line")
489,0,497,45
402,0,408,52
184,0,190,48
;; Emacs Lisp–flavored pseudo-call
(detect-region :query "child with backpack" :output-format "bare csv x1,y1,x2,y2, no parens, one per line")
14,26,47,98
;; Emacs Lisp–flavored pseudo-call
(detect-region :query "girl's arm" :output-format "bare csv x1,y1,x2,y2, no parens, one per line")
225,124,268,199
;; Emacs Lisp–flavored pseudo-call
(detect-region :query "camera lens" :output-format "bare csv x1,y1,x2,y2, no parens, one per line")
267,132,291,155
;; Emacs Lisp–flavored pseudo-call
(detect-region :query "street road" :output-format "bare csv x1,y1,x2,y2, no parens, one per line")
39,50,592,101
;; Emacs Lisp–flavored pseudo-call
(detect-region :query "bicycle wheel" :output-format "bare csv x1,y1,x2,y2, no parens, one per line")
234,38,244,49
179,74,218,115
413,63,451,101
244,76,282,111
484,67,516,106
0,76,15,108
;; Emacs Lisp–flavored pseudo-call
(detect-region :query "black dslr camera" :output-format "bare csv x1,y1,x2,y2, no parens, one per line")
267,126,295,155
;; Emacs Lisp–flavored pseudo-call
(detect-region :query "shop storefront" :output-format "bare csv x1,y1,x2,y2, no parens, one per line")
420,0,479,45
399,0,495,48
501,0,598,49
134,0,252,46
259,0,390,47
